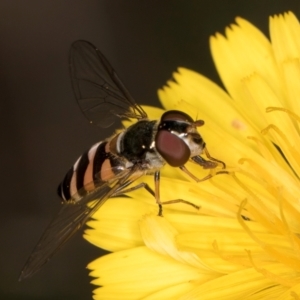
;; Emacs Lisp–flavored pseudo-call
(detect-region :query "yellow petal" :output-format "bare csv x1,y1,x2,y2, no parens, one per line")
210,18,284,128
88,246,215,300
158,68,259,142
270,12,300,116
139,215,209,270
84,198,150,251
179,264,298,300
142,282,198,300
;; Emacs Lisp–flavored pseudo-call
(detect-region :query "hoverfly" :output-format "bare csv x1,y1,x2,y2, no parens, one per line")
19,40,225,280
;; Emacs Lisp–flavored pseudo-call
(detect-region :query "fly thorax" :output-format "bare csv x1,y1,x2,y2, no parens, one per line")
117,120,158,163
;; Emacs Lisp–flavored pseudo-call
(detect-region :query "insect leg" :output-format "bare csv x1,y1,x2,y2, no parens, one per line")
111,171,163,214
112,182,155,197
112,171,199,216
154,171,161,212
180,164,228,183
153,171,200,216
191,155,219,169
204,147,226,169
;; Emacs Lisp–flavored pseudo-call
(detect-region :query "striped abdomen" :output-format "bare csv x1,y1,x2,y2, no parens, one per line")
57,141,122,201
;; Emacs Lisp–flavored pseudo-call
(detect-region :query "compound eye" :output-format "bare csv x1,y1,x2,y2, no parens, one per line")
155,130,190,167
161,110,194,123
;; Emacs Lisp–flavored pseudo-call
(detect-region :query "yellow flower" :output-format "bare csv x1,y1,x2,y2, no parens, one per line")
84,11,300,299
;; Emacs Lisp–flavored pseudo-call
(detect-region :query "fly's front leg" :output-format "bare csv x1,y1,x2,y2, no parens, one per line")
180,163,228,183
186,149,228,182
204,147,226,169
180,165,218,183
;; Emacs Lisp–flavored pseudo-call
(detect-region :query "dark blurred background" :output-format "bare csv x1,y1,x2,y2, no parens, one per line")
1,1,299,299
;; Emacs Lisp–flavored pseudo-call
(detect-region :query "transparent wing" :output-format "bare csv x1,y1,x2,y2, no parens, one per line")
19,169,135,281
70,40,148,128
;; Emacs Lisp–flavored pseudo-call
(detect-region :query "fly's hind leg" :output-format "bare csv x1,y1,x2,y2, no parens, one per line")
158,199,200,215
153,171,199,216
112,171,199,217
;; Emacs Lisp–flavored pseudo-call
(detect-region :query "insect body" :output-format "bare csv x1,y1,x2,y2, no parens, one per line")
20,40,225,280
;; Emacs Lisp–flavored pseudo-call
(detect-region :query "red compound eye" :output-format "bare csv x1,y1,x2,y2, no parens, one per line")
155,130,190,167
